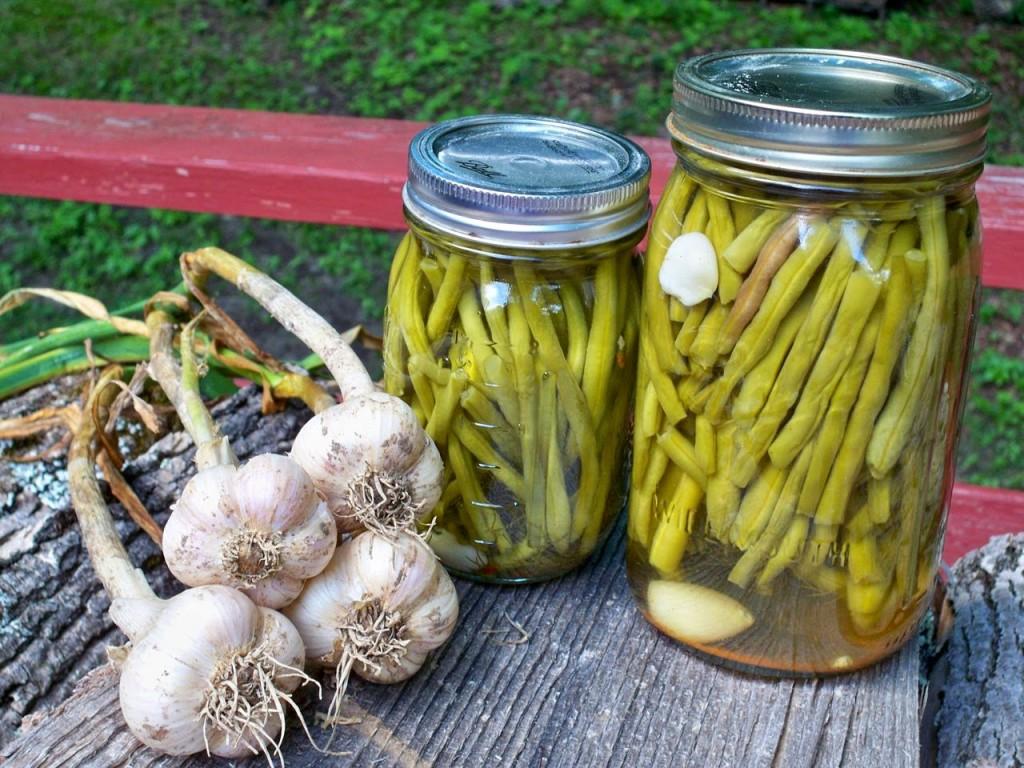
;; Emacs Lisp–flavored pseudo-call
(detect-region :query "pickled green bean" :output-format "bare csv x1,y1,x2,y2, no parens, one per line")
561,281,590,385
674,300,707,357
644,171,694,376
705,424,741,540
707,192,743,304
648,476,702,574
448,434,512,551
706,218,839,420
582,257,620,411
798,308,882,521
722,209,789,273
728,447,812,588
867,197,950,476
731,288,812,420
732,221,867,484
817,251,914,521
507,294,546,548
426,252,467,341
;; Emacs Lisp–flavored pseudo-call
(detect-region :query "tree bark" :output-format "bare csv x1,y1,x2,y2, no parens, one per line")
0,377,311,746
935,533,1024,768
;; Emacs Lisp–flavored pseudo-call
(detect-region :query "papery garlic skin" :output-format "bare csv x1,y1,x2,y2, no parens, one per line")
290,392,444,534
163,453,336,608
286,530,459,685
115,585,306,758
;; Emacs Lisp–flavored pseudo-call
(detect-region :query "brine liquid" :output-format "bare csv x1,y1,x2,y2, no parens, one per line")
625,159,978,676
626,537,931,675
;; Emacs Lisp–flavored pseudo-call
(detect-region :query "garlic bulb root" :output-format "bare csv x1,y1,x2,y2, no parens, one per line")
346,471,422,533
324,598,411,723
117,585,317,761
222,529,285,584
286,531,459,723
163,454,337,609
291,392,444,535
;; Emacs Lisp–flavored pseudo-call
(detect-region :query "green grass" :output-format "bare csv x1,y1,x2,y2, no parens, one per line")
1,0,1022,487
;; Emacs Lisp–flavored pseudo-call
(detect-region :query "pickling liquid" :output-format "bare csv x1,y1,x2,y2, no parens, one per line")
626,536,933,675
627,156,978,674
384,227,641,583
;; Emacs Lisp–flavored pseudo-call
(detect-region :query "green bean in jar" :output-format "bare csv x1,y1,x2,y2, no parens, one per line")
385,115,650,583
629,49,990,675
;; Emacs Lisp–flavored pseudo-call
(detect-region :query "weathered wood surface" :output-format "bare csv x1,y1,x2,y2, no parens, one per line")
935,534,1024,768
0,377,310,741
0,381,921,767
0,94,1022,292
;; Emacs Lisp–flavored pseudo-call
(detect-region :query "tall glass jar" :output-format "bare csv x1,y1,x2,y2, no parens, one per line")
628,50,990,675
384,115,650,583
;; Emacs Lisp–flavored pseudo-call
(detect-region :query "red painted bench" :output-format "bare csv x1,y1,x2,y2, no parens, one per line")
1,94,1020,561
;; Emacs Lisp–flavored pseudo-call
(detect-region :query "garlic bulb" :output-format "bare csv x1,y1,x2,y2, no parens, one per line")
285,530,458,719
146,309,337,608
290,391,444,535
163,453,337,608
68,369,316,761
180,248,445,536
113,585,312,760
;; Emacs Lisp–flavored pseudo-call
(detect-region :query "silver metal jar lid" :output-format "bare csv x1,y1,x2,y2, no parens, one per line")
669,49,991,178
403,114,651,249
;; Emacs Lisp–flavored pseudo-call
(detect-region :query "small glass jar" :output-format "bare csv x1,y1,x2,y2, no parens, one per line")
628,50,990,675
384,115,650,583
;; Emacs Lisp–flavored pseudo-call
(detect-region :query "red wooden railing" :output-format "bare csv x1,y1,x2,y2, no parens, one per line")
1,94,1021,560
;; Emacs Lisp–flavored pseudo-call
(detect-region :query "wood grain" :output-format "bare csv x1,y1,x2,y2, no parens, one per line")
0,383,921,767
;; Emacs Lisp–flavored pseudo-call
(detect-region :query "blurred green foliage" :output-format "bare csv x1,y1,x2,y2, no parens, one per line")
1,0,1022,486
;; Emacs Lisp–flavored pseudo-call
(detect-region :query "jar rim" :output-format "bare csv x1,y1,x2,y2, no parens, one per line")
404,208,646,261
404,114,651,249
669,49,992,178
670,140,983,206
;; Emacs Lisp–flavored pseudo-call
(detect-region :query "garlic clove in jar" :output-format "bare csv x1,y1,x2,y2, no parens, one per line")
427,528,488,573
115,585,307,758
290,392,444,535
162,454,336,609
645,580,754,645
286,530,458,716
659,231,719,306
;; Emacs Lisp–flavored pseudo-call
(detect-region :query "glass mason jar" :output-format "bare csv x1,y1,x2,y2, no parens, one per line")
628,50,991,675
384,115,650,583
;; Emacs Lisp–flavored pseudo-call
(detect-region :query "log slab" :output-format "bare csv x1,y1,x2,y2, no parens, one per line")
1,383,921,767
935,534,1024,768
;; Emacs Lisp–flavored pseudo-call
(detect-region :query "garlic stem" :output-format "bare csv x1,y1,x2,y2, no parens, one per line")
182,247,374,402
145,309,236,470
68,367,155,606
212,345,336,415
69,366,320,758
